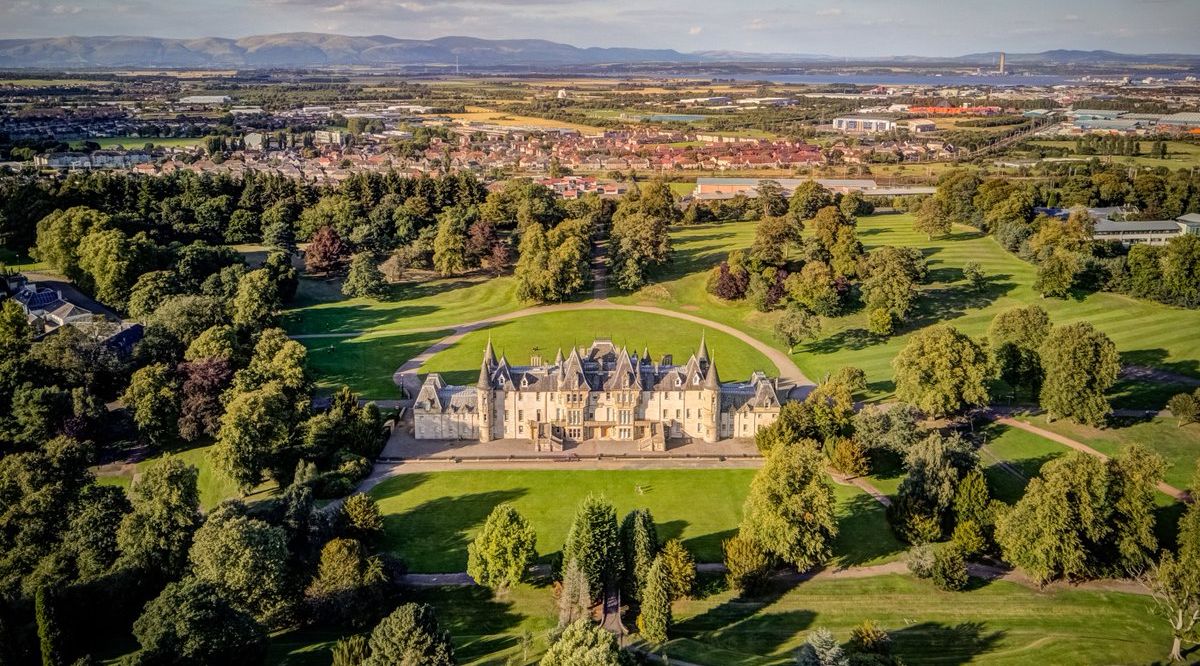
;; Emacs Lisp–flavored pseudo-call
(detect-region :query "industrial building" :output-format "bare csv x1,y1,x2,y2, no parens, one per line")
832,116,897,133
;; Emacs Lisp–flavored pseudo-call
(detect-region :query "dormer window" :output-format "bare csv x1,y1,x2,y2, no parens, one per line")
674,377,682,387
693,374,701,385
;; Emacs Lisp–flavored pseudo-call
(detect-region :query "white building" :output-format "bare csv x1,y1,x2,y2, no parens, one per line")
832,116,897,133
1092,214,1200,246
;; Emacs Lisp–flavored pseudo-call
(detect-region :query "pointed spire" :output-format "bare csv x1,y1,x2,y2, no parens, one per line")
555,347,564,365
697,332,709,362
483,335,496,366
704,355,720,389
477,359,492,389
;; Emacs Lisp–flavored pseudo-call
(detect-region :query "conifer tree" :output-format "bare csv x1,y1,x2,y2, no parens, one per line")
562,495,622,599
636,556,672,646
557,558,591,628
619,508,659,602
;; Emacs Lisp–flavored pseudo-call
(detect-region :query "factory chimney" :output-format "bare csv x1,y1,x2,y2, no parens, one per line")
998,52,1006,75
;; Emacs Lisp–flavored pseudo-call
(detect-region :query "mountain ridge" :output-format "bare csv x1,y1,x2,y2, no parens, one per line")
0,33,1196,68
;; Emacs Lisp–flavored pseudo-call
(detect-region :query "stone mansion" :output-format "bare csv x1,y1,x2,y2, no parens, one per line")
413,336,785,450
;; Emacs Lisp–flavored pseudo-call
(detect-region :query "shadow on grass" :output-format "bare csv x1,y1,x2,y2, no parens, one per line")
833,493,905,567
658,519,689,544
891,621,1006,666
683,528,738,566
403,585,532,662
805,327,877,355
673,573,808,653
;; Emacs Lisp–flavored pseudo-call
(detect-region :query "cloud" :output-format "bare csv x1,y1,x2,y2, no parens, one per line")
688,25,702,35
745,17,765,31
815,8,842,16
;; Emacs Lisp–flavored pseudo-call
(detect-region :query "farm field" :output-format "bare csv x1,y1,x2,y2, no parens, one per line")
446,105,604,133
616,214,1200,403
1027,139,1200,169
282,273,523,336
366,469,902,573
416,308,776,386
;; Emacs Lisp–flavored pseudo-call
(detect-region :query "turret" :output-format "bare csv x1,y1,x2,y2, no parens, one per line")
697,332,709,362
703,355,720,443
477,359,493,442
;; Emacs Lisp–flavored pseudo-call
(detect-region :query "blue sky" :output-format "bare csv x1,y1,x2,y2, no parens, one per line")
1,0,1197,57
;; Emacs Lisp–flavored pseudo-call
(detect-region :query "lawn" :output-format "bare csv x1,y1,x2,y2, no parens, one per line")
96,443,273,510
417,309,776,386
300,329,451,398
615,214,1200,402
0,246,48,271
1015,413,1200,492
367,469,902,573
69,136,204,149
667,574,1166,665
269,573,1167,666
978,422,1066,504
282,274,523,336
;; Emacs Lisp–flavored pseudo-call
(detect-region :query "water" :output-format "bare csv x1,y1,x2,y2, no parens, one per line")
712,73,1074,87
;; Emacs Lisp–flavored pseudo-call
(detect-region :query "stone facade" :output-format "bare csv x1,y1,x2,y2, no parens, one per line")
413,337,785,451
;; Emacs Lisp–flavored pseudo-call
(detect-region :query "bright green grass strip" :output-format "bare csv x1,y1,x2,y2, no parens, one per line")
300,329,451,398
669,574,1165,666
978,422,1066,504
417,309,775,386
282,274,523,336
368,469,901,573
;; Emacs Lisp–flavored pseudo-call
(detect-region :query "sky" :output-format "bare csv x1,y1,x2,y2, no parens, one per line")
1,0,1198,57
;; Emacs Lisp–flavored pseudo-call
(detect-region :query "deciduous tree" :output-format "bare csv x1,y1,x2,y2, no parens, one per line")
892,324,991,417
467,504,537,589
1039,322,1119,426
740,441,837,570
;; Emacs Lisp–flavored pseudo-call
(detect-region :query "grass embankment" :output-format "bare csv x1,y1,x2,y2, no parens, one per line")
367,469,901,573
417,309,775,386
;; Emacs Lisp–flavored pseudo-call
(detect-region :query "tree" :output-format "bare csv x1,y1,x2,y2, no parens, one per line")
305,538,389,626
636,556,671,645
751,214,798,266
122,363,181,448
861,246,924,324
562,495,622,600
66,484,131,580
658,539,696,600
740,442,837,570
189,504,292,624
619,508,660,602
963,261,986,292
214,382,296,490
609,210,670,291
953,469,993,529
306,225,349,274
343,253,388,299
1168,393,1199,426
795,628,849,666
231,268,280,329
852,403,923,455
178,358,234,442
1108,443,1166,572
231,328,309,398
788,181,834,222
894,432,979,539
913,196,951,239
117,457,201,578
342,493,385,543
332,635,370,666
131,577,268,666
1034,249,1078,298
892,324,991,417
36,586,64,666
1039,322,1119,426
988,305,1050,398
785,262,840,316
514,220,590,303
540,619,631,666
1145,551,1200,663
995,453,1110,585
557,558,591,628
363,603,455,666
77,228,155,309
847,620,892,661
433,205,473,275
867,308,894,337
756,179,789,217
128,271,179,319
34,206,110,283
931,546,968,591
467,504,537,589
723,536,770,595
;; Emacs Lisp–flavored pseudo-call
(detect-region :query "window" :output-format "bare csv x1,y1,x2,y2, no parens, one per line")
675,409,681,419
662,409,668,418
686,409,691,419
518,410,523,421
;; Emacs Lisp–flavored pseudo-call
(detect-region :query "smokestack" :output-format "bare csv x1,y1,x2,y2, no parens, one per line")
999,52,1006,75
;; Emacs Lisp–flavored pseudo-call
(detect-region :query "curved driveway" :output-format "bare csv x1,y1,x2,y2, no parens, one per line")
383,299,815,402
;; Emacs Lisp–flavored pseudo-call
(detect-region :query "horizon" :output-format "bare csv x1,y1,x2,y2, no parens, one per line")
2,0,1198,58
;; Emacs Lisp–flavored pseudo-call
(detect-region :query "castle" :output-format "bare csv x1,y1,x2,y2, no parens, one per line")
412,336,784,450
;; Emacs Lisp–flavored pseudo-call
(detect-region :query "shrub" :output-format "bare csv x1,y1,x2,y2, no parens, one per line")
868,308,894,337
951,519,986,558
906,544,935,579
1169,393,1199,426
659,538,696,600
828,437,870,476
931,546,968,591
723,536,771,595
847,620,892,657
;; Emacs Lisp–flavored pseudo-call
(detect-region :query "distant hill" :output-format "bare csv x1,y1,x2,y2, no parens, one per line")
0,33,700,68
0,34,1195,69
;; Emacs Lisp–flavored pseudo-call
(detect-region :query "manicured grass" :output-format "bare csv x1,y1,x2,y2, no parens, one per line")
69,136,204,149
0,246,48,272
100,444,274,510
300,329,450,398
667,574,1165,665
616,215,1200,402
978,423,1066,504
1018,414,1200,491
282,274,523,336
367,469,902,573
417,309,775,386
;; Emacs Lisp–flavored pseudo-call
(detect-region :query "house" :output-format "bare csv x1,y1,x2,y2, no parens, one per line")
413,337,784,450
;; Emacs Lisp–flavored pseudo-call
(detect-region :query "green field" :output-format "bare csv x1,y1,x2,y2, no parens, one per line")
615,215,1200,403
667,574,1165,665
978,423,1066,504
301,329,450,398
367,469,902,572
269,573,1165,666
0,247,48,272
1016,413,1200,491
69,136,203,149
96,443,273,510
282,274,523,336
417,308,776,386
1028,139,1200,170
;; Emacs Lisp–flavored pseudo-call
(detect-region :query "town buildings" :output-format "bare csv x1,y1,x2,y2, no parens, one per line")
413,337,785,450
1092,214,1200,246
